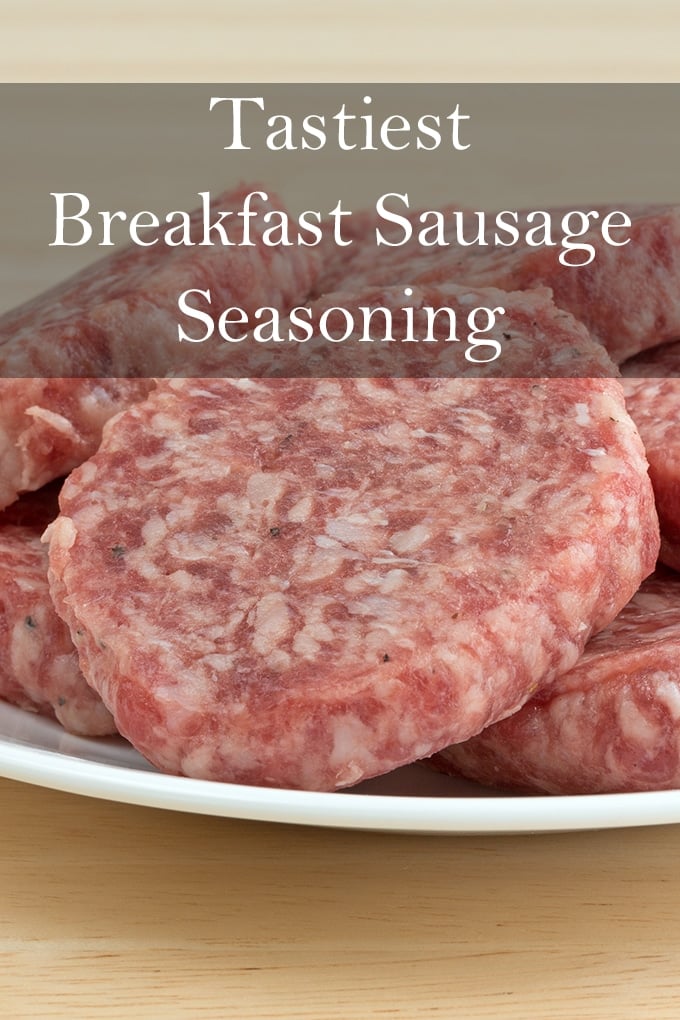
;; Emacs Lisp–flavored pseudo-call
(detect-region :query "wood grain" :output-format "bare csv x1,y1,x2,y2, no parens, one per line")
4,776,680,1019
4,2,680,1016
3,771,680,1020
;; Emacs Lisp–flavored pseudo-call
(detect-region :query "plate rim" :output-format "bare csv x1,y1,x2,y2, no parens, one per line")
2,724,680,835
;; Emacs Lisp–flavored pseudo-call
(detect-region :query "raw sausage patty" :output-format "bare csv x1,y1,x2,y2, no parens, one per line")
317,204,680,365
47,355,657,789
622,341,680,571
0,485,115,735
0,186,319,508
433,570,680,794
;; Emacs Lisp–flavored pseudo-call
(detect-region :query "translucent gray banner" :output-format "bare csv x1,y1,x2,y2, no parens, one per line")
1,85,679,377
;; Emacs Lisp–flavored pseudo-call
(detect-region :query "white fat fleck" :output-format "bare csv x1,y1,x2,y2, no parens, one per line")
353,379,392,401
324,514,383,546
25,405,78,438
375,421,413,448
249,420,278,438
165,506,194,527
83,384,111,405
136,557,165,581
314,534,346,551
75,460,98,487
328,715,374,772
574,403,591,426
391,523,431,554
452,407,494,428
652,678,680,721
229,378,261,391
46,516,76,552
336,762,365,787
202,653,235,674
266,649,292,672
136,453,169,473
365,508,389,526
251,592,292,655
167,569,198,591
348,595,399,618
246,472,286,507
313,381,343,399
151,411,181,434
314,415,345,434
584,448,607,457
379,568,410,593
141,515,168,546
166,530,219,561
292,629,321,657
364,628,415,655
586,453,623,474
506,479,541,509
617,698,661,746
14,576,39,594
287,496,313,523
325,516,374,546
555,568,595,624
315,623,335,641
295,550,346,583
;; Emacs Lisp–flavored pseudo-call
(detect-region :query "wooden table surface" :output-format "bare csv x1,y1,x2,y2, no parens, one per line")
4,776,680,1019
4,3,680,1017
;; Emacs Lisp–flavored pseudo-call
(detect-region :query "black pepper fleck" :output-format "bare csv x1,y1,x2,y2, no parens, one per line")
57,697,67,707
25,615,37,629
382,653,390,663
269,527,281,537
111,545,126,559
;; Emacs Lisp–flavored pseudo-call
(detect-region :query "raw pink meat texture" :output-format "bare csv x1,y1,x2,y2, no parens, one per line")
0,485,115,735
198,282,616,380
0,378,153,510
433,571,680,794
0,186,320,508
317,204,680,365
47,325,657,789
0,186,320,378
622,342,680,571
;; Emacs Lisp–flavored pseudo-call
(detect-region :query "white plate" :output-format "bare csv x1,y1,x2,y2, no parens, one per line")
2,700,680,834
